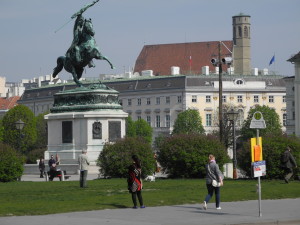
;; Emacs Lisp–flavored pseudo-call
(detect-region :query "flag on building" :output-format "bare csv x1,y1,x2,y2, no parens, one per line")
269,55,275,66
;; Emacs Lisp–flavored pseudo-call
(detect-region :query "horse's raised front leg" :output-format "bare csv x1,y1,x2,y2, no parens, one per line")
101,56,114,69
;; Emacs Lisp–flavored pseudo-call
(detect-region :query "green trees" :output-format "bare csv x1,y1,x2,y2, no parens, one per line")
97,137,155,178
0,143,25,182
172,109,205,135
238,134,300,179
126,116,136,137
240,105,282,139
0,106,48,164
237,105,300,179
34,112,48,149
2,105,37,154
126,116,153,143
0,119,4,142
158,134,230,178
26,112,49,163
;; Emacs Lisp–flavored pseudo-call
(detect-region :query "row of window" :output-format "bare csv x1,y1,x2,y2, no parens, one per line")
205,113,244,127
192,95,286,104
29,104,51,115
134,111,287,128
121,95,286,106
134,114,171,128
124,94,286,107
125,96,182,106
206,112,287,127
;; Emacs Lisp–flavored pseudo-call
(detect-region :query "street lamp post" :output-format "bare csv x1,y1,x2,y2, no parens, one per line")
226,109,239,179
211,41,232,143
15,119,25,152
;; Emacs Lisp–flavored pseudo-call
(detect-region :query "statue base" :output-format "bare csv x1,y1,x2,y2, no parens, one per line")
44,83,127,165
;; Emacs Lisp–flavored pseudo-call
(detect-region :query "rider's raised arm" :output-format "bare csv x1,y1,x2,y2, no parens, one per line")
71,0,100,19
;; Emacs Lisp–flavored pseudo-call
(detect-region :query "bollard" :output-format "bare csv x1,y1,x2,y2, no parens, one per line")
45,172,49,182
61,170,65,181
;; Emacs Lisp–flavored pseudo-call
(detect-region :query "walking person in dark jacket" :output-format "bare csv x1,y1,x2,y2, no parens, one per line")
127,155,145,209
281,147,297,183
38,157,45,178
203,154,224,210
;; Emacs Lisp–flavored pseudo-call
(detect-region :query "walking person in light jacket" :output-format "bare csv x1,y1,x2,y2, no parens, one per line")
78,149,90,188
203,154,224,210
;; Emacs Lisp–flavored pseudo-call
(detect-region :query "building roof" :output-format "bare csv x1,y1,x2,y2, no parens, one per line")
105,75,186,93
18,74,287,105
232,13,251,18
287,51,300,62
0,96,20,110
134,41,233,76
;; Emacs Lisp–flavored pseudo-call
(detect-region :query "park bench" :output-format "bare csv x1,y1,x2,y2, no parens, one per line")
45,170,71,181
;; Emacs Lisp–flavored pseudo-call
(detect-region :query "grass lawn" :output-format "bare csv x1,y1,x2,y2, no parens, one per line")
0,178,299,216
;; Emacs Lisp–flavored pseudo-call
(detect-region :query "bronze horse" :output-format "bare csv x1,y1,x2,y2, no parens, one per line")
53,6,113,87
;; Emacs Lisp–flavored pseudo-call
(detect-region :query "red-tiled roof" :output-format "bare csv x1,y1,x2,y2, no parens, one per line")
0,96,20,110
134,41,233,76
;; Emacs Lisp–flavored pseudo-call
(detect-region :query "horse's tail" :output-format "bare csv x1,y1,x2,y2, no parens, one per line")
53,56,65,78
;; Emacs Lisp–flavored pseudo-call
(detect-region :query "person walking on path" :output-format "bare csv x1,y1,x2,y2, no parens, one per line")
281,146,297,183
78,149,90,188
127,155,145,209
203,154,224,210
38,157,45,178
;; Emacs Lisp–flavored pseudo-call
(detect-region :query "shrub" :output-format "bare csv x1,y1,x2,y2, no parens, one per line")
237,134,300,179
97,137,155,178
26,148,46,164
158,134,230,178
0,143,25,182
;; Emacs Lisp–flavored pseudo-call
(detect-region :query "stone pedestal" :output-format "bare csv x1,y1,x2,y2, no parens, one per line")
44,83,127,164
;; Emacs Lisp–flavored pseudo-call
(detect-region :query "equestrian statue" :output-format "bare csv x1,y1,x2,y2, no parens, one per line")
53,0,114,87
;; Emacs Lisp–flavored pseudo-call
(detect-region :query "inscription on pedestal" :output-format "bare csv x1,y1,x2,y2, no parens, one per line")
93,122,102,139
109,121,121,142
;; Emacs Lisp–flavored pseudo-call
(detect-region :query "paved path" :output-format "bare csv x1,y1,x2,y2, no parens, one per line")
2,175,299,225
20,174,99,182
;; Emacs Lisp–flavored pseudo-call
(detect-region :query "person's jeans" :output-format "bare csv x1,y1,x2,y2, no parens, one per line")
80,170,88,187
131,191,144,207
204,184,220,208
284,168,293,182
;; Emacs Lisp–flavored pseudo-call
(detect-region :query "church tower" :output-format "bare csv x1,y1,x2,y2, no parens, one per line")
232,14,251,75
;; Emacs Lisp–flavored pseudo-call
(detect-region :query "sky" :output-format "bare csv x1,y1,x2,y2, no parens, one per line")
1,0,300,82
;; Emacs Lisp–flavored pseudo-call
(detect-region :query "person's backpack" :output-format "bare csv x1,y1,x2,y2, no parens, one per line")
281,152,289,164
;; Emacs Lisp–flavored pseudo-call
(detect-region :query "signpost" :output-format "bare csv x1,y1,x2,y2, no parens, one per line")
253,161,266,177
250,111,266,217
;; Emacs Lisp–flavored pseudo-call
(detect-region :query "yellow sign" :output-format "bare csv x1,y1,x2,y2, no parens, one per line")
251,137,263,162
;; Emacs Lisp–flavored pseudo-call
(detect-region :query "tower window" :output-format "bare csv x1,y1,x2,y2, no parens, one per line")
233,27,236,38
238,26,242,37
244,26,248,38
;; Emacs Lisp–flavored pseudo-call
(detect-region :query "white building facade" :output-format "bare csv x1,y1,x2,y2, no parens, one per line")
18,74,287,137
287,51,300,137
